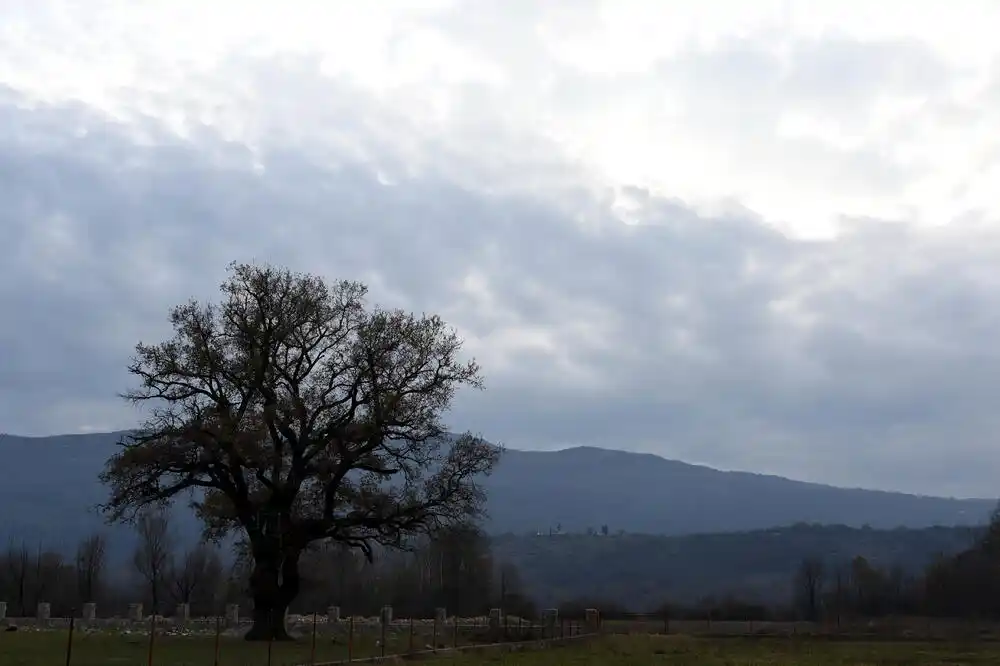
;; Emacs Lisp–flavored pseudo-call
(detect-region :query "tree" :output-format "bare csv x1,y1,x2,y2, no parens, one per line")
101,262,501,640
133,508,174,615
170,543,225,615
2,540,30,616
793,556,824,621
30,544,65,614
428,522,494,617
849,555,889,616
495,561,534,618
75,533,107,604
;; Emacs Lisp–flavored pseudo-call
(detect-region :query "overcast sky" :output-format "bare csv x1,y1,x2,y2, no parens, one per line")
2,1,1000,498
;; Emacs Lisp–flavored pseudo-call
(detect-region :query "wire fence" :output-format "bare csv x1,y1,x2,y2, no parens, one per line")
0,608,600,666
604,612,1000,641
9,606,1000,665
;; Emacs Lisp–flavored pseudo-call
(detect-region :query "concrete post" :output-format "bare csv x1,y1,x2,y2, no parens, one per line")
176,603,190,625
543,608,558,636
488,607,502,640
226,603,240,627
128,603,143,622
37,602,51,621
327,606,340,623
82,603,97,622
585,608,600,634
434,607,447,624
380,605,393,624
0,601,7,621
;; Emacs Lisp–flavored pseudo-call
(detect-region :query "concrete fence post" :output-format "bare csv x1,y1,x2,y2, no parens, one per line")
327,606,340,623
175,603,190,625
37,602,51,621
585,608,600,634
81,603,97,622
380,605,393,624
128,603,143,622
225,604,239,627
488,608,502,640
434,607,447,624
0,601,7,621
543,608,558,638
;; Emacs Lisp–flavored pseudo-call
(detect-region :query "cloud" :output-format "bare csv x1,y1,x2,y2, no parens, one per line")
2,1,1000,498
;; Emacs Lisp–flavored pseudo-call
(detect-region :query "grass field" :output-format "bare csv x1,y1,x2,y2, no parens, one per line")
0,628,401,666
4,632,1000,665
434,635,1000,665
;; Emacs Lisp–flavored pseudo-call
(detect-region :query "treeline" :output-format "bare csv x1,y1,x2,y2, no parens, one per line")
552,532,1000,624
0,510,536,620
490,522,983,609
782,506,1000,621
288,523,537,619
0,510,235,618
6,507,1000,623
555,514,1000,623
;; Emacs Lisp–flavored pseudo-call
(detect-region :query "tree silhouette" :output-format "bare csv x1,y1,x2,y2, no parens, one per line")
100,262,500,640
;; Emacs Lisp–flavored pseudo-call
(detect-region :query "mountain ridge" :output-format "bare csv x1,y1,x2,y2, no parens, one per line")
2,430,991,501
0,431,994,551
528,444,988,501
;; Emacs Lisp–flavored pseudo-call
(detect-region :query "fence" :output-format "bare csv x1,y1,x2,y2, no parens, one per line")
0,601,601,665
605,612,1000,641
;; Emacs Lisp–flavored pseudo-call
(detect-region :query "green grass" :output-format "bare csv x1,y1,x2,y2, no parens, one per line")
5,631,1000,665
433,635,1000,665
0,628,405,666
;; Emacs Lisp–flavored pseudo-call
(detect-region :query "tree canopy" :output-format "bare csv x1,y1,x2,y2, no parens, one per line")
101,261,501,639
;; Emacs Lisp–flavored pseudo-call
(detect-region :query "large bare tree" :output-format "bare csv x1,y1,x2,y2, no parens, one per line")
101,262,501,640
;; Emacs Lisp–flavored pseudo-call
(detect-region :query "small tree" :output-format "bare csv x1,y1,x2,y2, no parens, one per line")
171,543,225,615
30,544,64,614
2,541,30,616
429,522,494,617
133,508,174,615
75,533,107,605
793,556,824,621
101,262,500,640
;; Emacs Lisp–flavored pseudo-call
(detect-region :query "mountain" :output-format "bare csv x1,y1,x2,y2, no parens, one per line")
483,446,997,535
0,431,147,554
0,432,995,553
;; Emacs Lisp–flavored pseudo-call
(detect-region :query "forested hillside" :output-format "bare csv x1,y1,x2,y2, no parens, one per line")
492,523,978,608
0,519,980,617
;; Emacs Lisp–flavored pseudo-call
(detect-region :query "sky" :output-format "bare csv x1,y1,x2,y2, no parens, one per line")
2,0,1000,498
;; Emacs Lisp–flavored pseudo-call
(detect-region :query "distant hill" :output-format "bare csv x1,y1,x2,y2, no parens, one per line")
492,523,979,609
483,446,996,535
0,431,995,553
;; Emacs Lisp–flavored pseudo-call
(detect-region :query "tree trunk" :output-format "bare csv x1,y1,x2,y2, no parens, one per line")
245,601,292,641
244,547,301,642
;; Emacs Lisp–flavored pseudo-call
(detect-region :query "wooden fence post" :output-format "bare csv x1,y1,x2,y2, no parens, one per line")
65,609,76,666
309,612,317,665
347,616,354,661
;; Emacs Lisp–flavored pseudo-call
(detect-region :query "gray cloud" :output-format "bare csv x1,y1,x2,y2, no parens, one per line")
3,5,1000,499
2,89,1000,499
